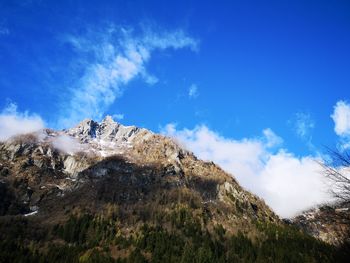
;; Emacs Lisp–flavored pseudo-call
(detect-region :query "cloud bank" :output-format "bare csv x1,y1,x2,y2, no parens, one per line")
0,103,45,141
162,124,331,218
59,25,199,128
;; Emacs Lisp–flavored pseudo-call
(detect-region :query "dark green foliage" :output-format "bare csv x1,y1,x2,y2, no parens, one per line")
0,209,344,263
54,214,116,246
0,239,38,263
214,224,226,240
128,248,147,263
169,207,202,239
42,245,82,263
54,214,93,244
335,241,350,263
79,248,115,263
0,241,82,263
227,231,256,262
137,224,185,262
255,223,334,263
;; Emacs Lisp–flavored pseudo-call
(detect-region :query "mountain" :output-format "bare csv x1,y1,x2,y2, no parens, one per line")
0,116,277,225
0,117,342,262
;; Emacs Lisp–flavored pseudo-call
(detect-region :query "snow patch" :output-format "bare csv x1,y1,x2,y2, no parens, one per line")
24,210,38,217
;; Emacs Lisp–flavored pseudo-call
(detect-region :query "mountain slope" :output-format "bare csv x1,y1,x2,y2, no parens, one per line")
0,117,339,262
292,202,350,246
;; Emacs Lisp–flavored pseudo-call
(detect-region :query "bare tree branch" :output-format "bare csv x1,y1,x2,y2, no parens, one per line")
319,148,350,203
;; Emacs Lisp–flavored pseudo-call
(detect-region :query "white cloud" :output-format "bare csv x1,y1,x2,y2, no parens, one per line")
262,128,283,148
142,28,199,52
162,124,331,218
331,100,350,150
0,103,45,141
259,153,327,217
294,112,315,139
188,84,199,98
331,100,350,137
112,113,124,121
51,134,86,154
58,25,199,128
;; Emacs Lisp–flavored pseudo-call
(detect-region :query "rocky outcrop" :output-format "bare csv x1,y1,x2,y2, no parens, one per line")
67,116,151,145
293,202,350,245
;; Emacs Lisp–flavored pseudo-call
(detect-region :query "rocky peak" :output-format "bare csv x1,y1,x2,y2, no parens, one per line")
59,117,154,159
97,116,120,141
69,119,99,142
67,116,144,144
101,115,116,125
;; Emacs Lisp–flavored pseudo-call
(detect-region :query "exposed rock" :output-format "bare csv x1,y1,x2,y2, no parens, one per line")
293,202,350,245
67,115,150,147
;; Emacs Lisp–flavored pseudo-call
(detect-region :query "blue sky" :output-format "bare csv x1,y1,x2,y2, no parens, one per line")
1,0,350,217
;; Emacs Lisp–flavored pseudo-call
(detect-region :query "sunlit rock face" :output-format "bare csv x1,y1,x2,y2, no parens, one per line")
65,116,153,157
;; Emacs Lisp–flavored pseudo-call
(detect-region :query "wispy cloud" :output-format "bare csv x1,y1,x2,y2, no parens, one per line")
289,111,315,150
58,25,199,128
293,112,315,139
162,124,330,218
331,100,350,149
188,84,199,98
262,128,283,148
0,102,44,141
112,113,124,121
51,134,87,154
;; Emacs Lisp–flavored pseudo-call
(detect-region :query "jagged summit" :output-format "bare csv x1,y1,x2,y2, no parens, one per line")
58,116,152,158
69,118,99,140
68,116,149,144
101,115,115,124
